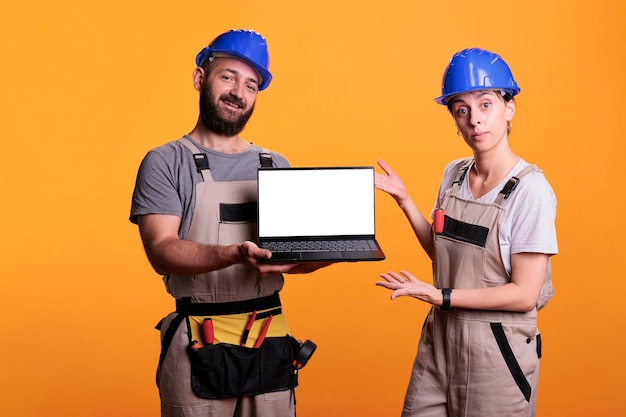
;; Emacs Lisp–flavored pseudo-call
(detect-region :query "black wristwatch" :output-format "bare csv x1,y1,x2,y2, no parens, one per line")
441,288,453,310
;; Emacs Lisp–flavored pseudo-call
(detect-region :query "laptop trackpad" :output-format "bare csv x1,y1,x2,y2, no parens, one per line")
299,252,344,260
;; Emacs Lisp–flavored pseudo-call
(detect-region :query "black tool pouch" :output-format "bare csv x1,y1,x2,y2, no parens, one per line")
188,336,299,399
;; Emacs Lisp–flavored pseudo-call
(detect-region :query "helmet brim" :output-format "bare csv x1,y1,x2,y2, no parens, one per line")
435,86,521,105
195,48,273,91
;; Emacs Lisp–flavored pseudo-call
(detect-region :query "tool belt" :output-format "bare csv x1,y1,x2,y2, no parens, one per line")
175,293,282,316
157,293,316,399
189,335,302,399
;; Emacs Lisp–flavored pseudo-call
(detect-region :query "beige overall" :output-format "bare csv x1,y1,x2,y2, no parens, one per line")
157,137,294,417
402,162,554,417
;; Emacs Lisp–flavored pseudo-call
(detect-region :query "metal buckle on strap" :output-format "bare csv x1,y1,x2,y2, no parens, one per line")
193,153,209,172
259,152,273,167
499,176,520,200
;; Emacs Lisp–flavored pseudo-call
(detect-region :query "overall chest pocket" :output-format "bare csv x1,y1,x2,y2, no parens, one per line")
218,202,258,245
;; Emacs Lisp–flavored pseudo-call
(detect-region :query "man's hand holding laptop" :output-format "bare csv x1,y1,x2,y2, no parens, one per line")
239,240,332,275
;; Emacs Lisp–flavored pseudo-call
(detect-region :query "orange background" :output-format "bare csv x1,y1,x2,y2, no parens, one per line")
1,1,625,416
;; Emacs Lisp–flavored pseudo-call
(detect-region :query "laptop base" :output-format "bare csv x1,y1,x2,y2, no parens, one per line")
259,250,385,263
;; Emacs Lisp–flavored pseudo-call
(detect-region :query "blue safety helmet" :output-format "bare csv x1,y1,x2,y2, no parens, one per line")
435,48,520,105
195,29,272,91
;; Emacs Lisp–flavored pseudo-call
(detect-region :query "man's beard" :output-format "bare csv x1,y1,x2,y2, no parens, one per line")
199,84,255,137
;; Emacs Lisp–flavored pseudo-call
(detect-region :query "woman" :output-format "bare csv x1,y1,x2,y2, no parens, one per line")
375,48,558,417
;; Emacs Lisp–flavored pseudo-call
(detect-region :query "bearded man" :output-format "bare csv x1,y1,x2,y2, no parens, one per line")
130,30,327,417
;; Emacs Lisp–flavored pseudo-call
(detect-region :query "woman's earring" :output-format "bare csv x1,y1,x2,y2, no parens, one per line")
456,129,461,136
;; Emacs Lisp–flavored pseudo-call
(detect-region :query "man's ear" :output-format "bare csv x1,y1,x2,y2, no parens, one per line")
192,67,205,92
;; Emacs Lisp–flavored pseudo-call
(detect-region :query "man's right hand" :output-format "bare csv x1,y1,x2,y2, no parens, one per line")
237,241,332,275
237,241,300,275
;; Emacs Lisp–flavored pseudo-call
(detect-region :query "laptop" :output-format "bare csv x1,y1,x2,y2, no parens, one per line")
256,166,385,262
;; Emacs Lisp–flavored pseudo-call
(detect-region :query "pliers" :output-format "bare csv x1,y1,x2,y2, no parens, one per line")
240,310,274,348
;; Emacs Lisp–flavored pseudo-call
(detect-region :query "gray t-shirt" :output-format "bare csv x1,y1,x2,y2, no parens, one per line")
129,135,290,239
433,158,558,275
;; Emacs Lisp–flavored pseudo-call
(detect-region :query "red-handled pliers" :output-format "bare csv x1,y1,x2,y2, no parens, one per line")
253,314,273,348
240,311,257,346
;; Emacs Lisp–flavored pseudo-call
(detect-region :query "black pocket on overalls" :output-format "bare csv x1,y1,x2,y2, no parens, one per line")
188,336,299,399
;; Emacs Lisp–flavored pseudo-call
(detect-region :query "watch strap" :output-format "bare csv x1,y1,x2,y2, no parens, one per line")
441,288,453,310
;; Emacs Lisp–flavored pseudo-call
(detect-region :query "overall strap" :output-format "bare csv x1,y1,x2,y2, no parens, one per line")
179,138,275,179
494,164,542,205
179,136,211,181
259,148,273,167
451,159,474,194
156,313,186,373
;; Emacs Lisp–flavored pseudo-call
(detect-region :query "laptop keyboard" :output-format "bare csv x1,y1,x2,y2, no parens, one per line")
262,239,379,253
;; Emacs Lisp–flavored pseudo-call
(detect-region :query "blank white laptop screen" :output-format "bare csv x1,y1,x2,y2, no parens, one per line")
257,167,376,239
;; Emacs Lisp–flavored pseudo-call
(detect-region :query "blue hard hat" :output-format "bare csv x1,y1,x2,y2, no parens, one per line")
435,48,520,105
195,29,272,91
